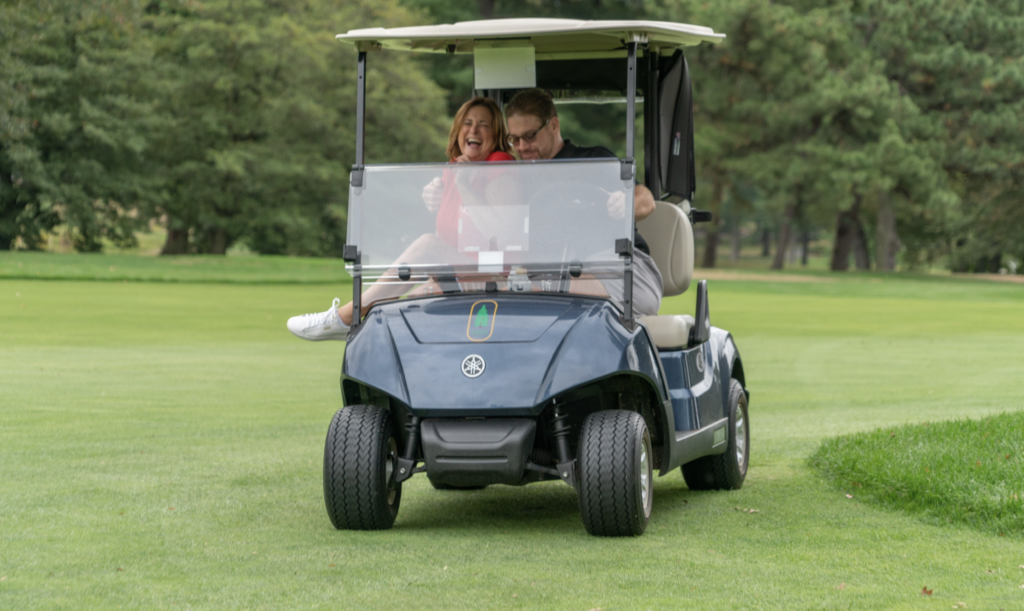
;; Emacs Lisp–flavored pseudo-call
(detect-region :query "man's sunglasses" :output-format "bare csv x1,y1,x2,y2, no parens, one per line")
507,118,551,147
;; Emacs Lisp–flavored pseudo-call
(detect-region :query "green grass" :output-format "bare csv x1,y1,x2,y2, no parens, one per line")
810,413,1024,536
3,254,1024,609
0,251,350,284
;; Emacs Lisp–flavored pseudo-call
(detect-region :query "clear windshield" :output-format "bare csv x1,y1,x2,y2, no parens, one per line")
346,158,633,304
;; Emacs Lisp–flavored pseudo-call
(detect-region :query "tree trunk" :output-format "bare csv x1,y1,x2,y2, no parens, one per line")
730,213,741,262
830,193,865,271
771,202,798,270
702,223,720,268
761,226,771,257
701,177,725,268
976,254,1001,273
476,0,495,18
852,218,870,270
830,210,852,271
208,227,229,255
161,227,189,255
801,228,810,266
875,194,900,271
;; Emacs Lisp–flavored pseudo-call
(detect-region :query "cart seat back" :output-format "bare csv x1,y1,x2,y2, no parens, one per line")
636,200,694,297
636,201,696,350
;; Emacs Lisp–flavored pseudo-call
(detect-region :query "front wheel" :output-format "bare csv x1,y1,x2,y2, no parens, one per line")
323,405,401,530
682,379,749,490
577,410,653,536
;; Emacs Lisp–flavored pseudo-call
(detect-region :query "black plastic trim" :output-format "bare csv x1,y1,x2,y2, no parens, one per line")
420,419,537,487
688,280,710,347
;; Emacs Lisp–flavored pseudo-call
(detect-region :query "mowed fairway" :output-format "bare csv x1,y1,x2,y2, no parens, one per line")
2,263,1023,609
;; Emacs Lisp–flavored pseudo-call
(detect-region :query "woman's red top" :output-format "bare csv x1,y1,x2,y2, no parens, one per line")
435,151,515,250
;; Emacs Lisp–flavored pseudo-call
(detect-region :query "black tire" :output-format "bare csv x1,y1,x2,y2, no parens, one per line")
577,410,653,537
323,405,401,530
681,379,749,490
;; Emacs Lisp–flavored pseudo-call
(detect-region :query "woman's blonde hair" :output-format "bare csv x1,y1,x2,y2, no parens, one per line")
446,97,511,161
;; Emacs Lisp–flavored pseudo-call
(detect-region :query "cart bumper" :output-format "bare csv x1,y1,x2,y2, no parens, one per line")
421,418,537,487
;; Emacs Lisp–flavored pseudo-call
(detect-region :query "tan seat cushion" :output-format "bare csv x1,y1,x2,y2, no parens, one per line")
636,201,694,297
639,314,695,350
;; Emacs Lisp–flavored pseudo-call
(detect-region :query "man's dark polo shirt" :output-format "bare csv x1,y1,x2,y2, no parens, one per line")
552,140,651,255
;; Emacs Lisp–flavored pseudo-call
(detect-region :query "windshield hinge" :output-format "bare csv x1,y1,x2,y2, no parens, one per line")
350,165,365,188
615,238,633,256
620,158,634,181
342,245,361,264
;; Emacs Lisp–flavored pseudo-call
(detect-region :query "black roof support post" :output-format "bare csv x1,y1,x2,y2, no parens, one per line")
351,51,367,188
349,51,367,329
621,41,638,327
624,42,637,168
644,48,661,198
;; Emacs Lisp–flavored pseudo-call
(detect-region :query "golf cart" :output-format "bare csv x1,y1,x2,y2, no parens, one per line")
324,19,749,537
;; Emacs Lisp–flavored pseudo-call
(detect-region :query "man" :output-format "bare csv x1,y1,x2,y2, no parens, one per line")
503,88,663,317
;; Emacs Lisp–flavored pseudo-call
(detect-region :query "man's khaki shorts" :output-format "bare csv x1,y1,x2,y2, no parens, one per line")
599,249,664,317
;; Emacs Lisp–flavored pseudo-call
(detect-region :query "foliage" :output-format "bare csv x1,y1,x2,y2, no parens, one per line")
857,0,1024,270
0,0,449,256
2,0,1022,266
0,0,160,251
811,412,1024,536
648,0,944,269
143,0,449,256
647,0,1024,272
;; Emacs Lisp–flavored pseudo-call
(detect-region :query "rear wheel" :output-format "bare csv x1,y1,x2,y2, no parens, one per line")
681,379,749,490
577,410,653,536
323,405,401,530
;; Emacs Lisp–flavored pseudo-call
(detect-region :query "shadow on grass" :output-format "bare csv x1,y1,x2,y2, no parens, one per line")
396,482,581,532
390,477,705,533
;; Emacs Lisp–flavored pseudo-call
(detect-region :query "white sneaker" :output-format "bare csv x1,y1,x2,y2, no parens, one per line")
286,298,350,341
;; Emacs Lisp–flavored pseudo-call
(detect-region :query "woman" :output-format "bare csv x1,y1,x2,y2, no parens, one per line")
424,98,514,250
288,98,514,341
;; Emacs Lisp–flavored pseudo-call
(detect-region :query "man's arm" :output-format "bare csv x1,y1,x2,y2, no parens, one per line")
634,184,655,221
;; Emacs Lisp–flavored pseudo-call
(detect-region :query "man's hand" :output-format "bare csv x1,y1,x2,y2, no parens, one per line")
422,177,443,212
606,189,627,220
605,184,656,221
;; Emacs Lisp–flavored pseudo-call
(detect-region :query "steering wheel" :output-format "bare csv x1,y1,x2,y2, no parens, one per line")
527,182,627,260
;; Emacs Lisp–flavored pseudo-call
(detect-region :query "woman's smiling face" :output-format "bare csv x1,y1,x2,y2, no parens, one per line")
457,105,496,161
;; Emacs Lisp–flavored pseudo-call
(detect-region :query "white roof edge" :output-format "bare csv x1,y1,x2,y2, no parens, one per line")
336,18,725,51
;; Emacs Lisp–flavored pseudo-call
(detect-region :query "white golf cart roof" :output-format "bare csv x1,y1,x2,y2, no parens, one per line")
337,18,724,58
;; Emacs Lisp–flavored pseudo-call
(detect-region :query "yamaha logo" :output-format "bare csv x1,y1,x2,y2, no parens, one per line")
695,346,705,373
461,354,485,378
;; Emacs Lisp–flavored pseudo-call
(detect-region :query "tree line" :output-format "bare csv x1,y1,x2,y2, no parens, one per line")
2,0,1022,271
1,0,450,256
651,0,1024,272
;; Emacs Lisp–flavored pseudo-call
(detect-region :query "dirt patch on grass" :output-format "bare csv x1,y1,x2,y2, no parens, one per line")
953,273,1024,284
694,269,835,283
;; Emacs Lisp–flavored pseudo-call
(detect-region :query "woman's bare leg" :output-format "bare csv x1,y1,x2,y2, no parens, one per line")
337,233,468,324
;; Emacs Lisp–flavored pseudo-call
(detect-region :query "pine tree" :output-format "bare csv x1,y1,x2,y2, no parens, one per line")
472,305,489,333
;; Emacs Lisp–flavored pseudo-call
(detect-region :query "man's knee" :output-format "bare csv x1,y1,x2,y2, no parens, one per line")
632,251,664,317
